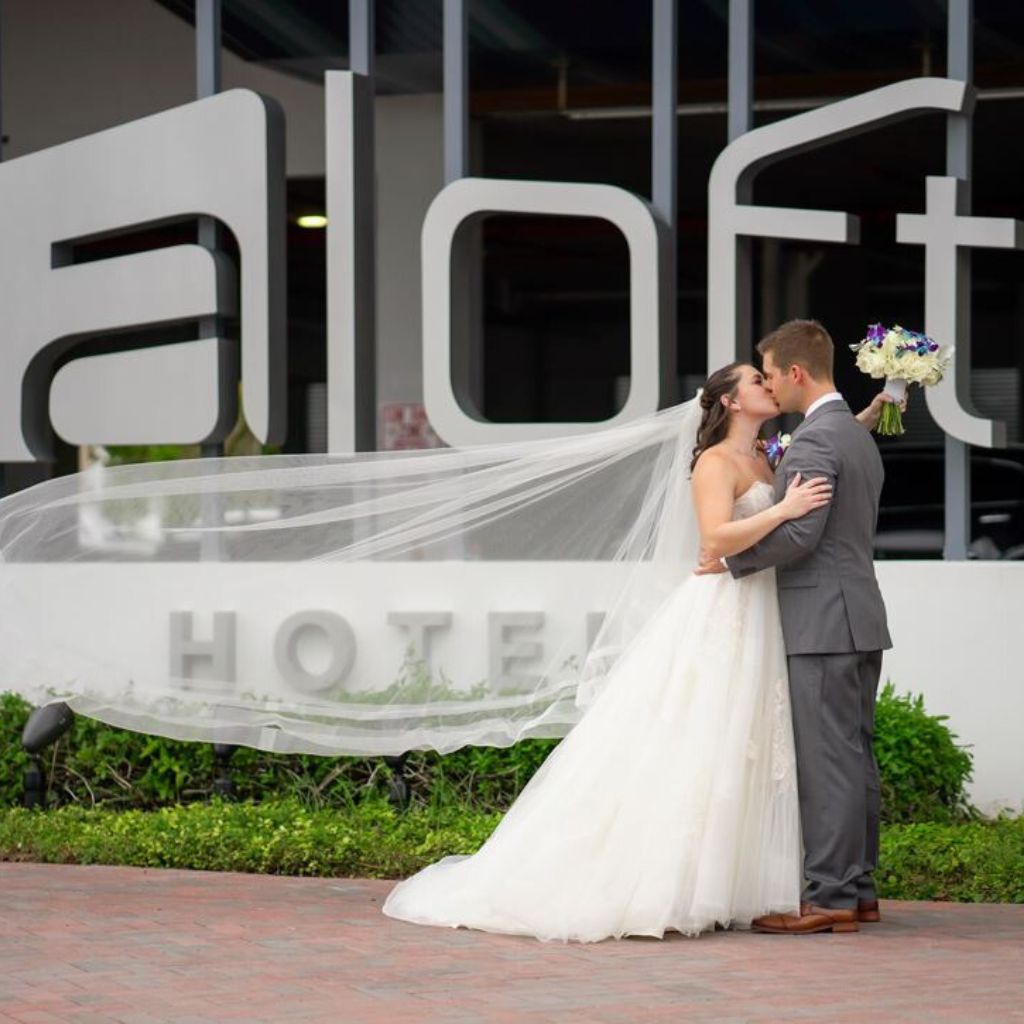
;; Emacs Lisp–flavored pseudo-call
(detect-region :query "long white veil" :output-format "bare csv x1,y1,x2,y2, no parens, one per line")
0,398,703,755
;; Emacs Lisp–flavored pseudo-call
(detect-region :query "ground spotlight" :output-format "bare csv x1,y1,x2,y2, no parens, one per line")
213,743,238,798
383,753,412,810
21,702,75,808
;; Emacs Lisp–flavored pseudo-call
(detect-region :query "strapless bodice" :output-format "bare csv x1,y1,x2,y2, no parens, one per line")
732,479,775,520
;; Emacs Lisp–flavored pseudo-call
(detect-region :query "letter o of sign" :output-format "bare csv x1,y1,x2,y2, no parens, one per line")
274,611,356,692
421,177,664,446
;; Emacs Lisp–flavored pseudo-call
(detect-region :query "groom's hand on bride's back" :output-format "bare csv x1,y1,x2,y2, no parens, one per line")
694,548,728,575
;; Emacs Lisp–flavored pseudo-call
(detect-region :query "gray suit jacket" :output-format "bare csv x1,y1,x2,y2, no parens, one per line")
725,400,892,655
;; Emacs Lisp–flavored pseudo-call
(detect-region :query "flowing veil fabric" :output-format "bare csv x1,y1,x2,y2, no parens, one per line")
0,399,703,755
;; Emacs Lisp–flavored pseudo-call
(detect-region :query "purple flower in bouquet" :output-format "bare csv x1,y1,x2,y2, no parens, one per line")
866,323,887,346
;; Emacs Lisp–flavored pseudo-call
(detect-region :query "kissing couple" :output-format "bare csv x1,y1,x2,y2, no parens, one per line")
384,318,896,941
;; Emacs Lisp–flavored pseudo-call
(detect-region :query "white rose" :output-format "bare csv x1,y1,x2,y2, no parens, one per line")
857,347,888,378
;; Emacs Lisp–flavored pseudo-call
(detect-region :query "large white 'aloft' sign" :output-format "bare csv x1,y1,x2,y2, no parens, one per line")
0,75,1018,457
2,76,1023,799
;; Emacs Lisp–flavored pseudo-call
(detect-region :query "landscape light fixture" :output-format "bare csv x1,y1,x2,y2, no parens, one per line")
21,702,74,808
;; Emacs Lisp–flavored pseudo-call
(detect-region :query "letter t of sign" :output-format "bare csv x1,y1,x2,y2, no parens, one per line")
896,176,1024,448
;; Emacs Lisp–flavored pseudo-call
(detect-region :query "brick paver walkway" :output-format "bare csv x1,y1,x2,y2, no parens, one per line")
0,864,1022,1023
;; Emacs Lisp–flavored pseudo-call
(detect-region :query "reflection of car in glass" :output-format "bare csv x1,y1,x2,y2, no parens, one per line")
873,448,1024,560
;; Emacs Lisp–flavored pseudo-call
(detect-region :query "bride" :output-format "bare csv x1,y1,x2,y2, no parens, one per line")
381,360,882,943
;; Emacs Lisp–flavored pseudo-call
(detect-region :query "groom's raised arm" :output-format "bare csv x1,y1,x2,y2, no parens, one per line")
725,431,836,579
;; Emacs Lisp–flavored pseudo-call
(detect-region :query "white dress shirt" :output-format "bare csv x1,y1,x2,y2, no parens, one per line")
804,391,844,419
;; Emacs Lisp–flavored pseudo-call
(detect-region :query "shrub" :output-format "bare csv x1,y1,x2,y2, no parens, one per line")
1,799,1020,902
0,693,393,808
874,683,974,823
1,684,974,824
877,817,1024,902
0,694,32,808
0,798,501,878
0,692,558,811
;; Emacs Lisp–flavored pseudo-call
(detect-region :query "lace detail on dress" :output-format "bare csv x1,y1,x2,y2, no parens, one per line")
771,675,797,791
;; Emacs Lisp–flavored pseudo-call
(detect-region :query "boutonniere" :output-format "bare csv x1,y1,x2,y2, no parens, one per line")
763,432,792,468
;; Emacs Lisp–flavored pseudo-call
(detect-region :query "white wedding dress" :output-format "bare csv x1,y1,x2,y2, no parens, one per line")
382,480,802,942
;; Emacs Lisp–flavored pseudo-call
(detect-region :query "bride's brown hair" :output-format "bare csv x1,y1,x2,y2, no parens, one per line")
690,362,744,473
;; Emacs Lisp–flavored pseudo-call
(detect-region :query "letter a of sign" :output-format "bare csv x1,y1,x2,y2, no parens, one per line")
0,90,286,461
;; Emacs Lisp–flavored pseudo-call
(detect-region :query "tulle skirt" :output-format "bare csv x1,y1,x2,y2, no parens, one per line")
381,567,801,942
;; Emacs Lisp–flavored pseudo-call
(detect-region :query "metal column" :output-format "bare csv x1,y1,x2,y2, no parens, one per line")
195,0,225,561
348,0,376,451
728,0,754,363
944,0,973,560
0,0,5,495
196,0,226,462
443,0,484,416
326,0,377,452
728,0,753,143
444,0,469,184
652,0,679,404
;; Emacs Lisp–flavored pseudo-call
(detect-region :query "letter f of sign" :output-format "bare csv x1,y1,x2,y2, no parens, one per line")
0,90,286,461
707,78,972,372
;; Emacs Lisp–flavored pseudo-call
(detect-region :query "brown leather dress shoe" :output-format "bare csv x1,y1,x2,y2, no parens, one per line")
752,903,859,934
858,899,881,923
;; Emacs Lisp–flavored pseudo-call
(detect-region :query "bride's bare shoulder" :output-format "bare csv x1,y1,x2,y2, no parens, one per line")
691,445,736,486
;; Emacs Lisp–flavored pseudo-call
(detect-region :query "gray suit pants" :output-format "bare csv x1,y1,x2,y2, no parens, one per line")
787,650,884,909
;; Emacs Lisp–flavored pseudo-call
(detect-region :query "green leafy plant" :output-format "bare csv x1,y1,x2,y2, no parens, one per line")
0,798,502,878
877,817,1024,902
1,799,1020,901
0,683,974,823
874,683,974,823
0,694,33,808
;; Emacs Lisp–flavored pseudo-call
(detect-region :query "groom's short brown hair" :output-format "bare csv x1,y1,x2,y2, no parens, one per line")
757,319,834,381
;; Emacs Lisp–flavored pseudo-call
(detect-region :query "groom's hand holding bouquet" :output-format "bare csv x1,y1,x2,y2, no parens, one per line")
849,323,951,435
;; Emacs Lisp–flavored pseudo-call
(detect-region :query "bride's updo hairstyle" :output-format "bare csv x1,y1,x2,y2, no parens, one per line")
690,361,744,473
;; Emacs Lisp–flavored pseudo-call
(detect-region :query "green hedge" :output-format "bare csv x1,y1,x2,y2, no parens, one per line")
877,818,1024,902
0,799,498,879
0,692,555,812
0,684,975,823
1,799,1020,902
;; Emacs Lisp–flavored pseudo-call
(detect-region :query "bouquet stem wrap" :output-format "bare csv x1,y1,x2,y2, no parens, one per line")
879,378,908,436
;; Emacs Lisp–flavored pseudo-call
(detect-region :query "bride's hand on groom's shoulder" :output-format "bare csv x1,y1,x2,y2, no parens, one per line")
778,471,833,521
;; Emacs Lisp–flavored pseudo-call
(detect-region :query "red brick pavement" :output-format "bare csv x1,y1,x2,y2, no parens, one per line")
0,863,1022,1023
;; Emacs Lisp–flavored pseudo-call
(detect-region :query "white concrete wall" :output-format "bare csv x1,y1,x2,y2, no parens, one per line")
876,562,1024,816
2,558,1020,813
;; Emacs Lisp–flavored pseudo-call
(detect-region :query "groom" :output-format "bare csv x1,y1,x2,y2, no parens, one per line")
701,318,892,935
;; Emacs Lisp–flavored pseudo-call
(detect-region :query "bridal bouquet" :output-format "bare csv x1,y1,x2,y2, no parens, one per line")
849,323,951,435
